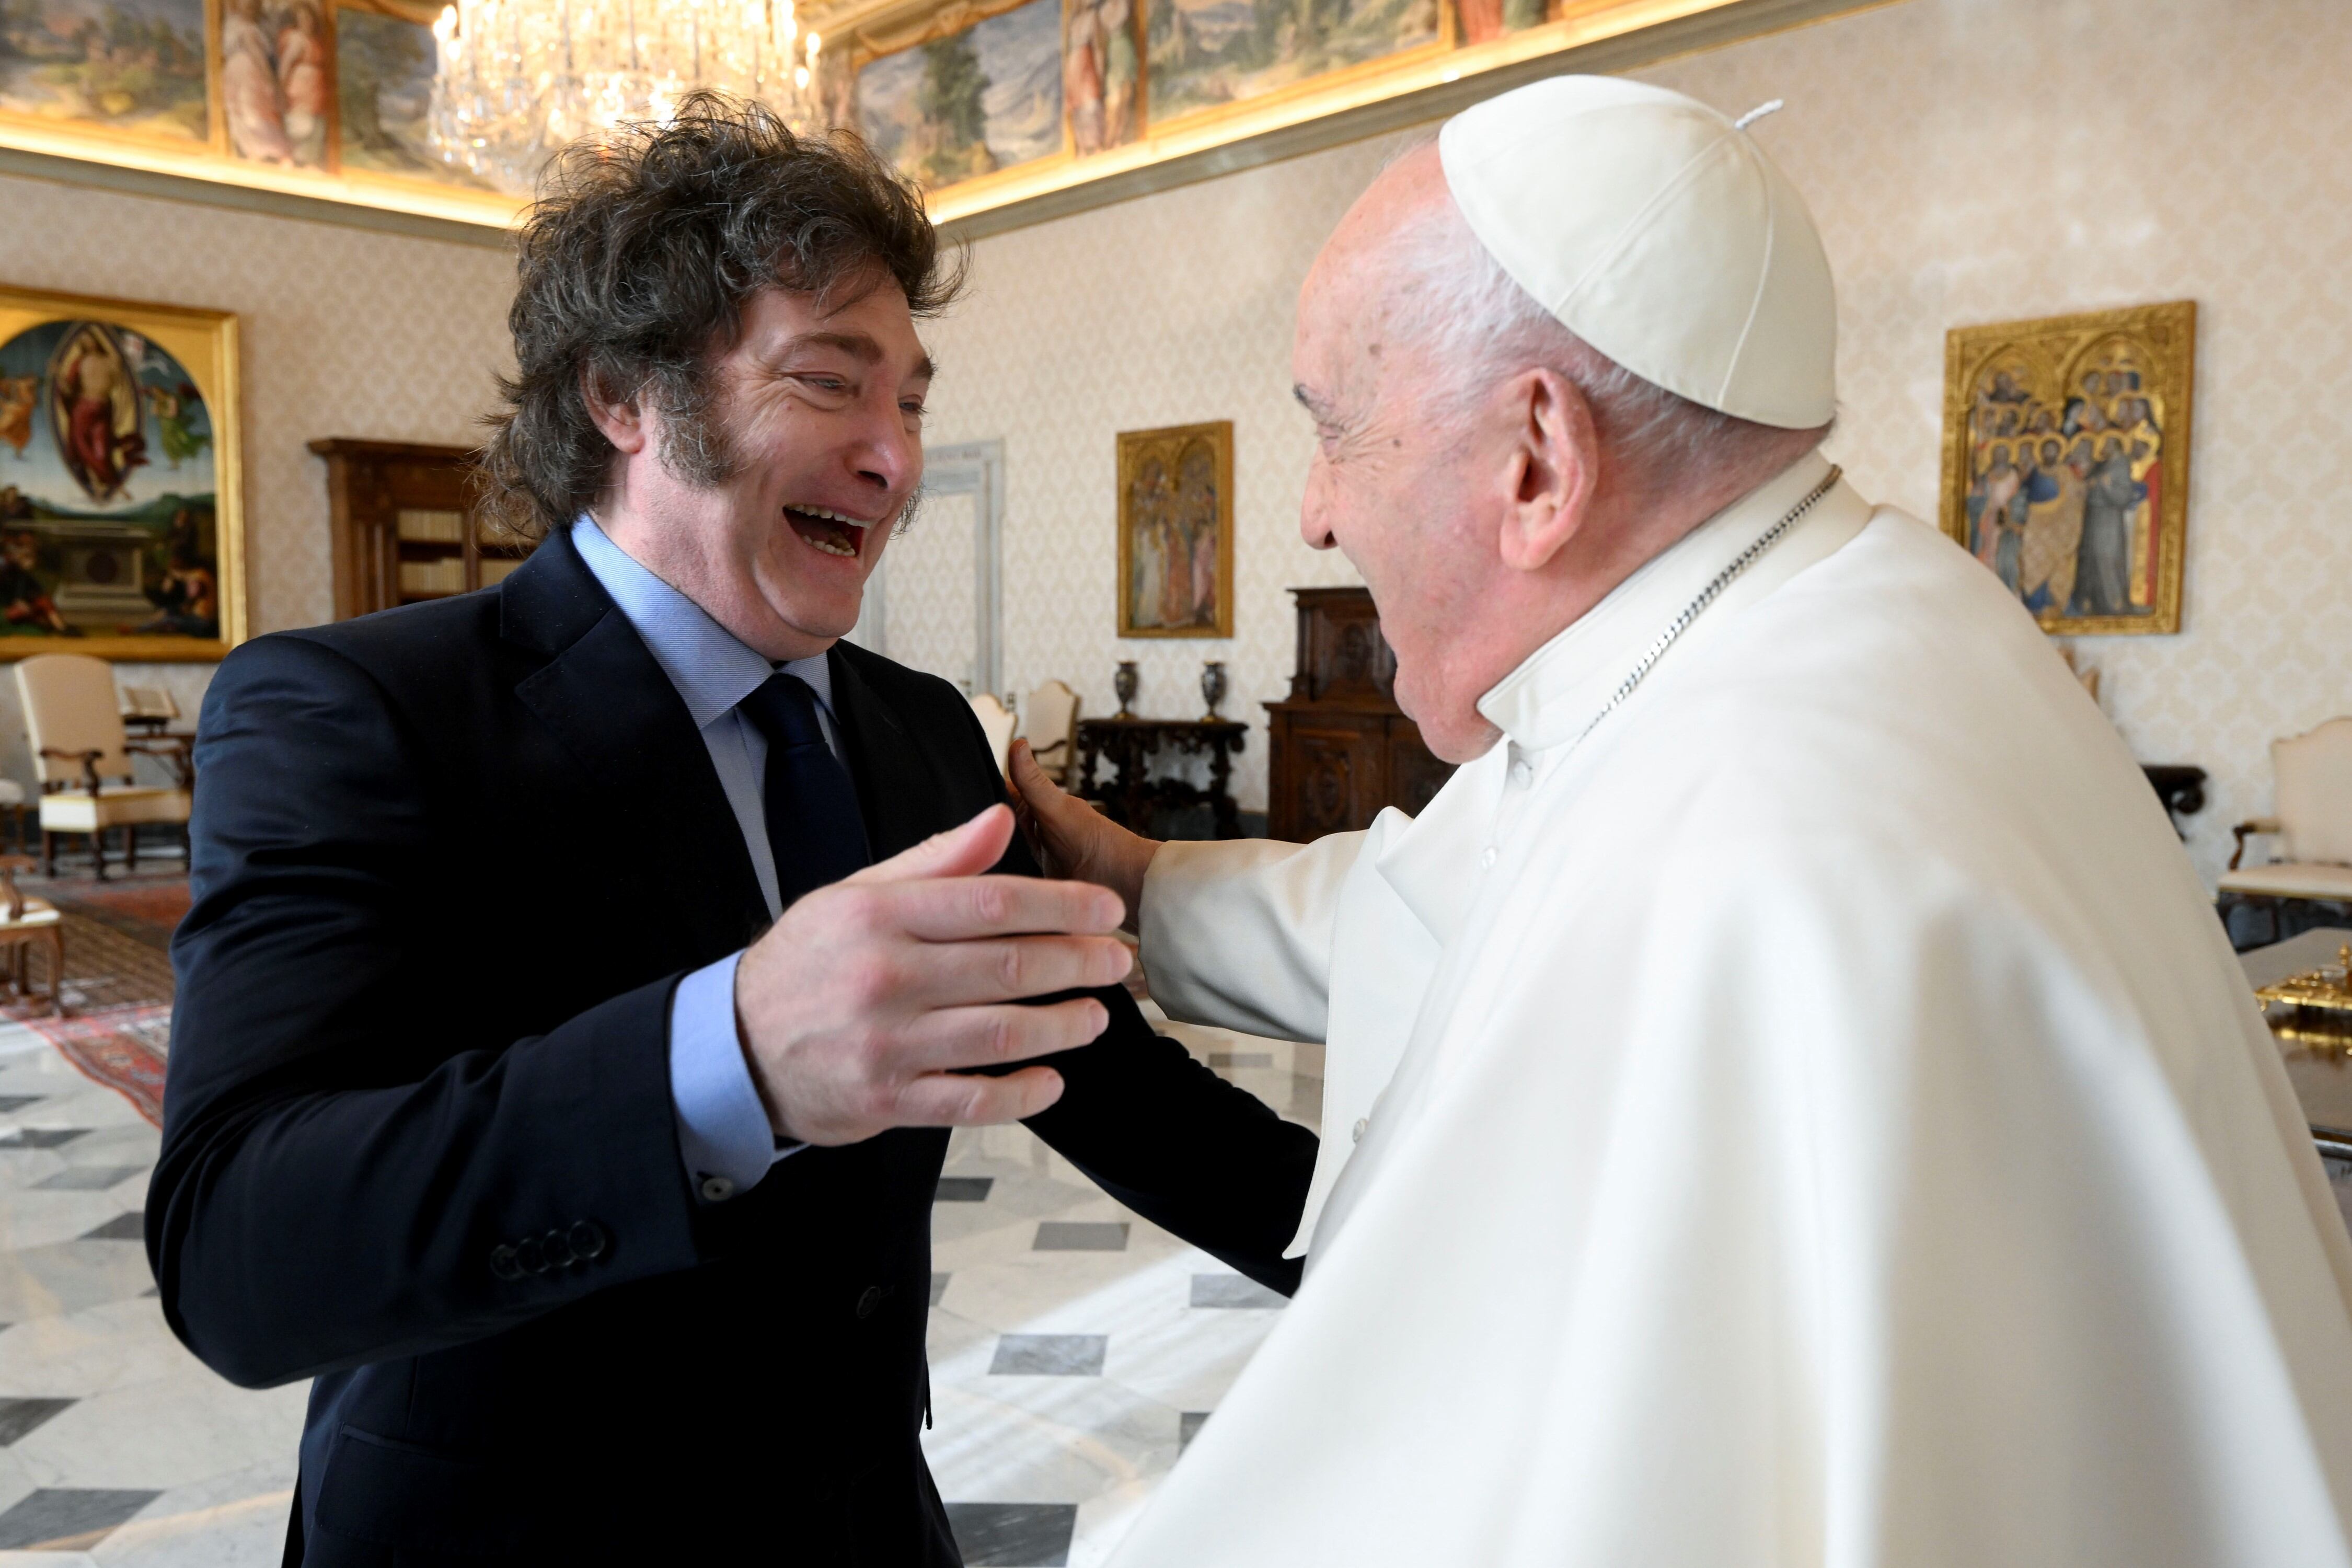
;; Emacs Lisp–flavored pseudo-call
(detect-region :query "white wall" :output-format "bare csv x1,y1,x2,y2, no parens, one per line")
938,0,2352,883
0,172,513,788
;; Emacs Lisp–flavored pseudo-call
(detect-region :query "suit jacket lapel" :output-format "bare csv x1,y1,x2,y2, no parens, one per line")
505,531,771,950
828,647,954,863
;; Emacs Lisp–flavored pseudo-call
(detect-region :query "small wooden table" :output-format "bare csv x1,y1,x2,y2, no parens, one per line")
0,855,62,1016
2241,927,2352,1154
1076,717,1247,839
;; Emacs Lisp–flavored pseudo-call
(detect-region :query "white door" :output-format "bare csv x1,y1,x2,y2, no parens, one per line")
844,441,1003,696
880,489,979,689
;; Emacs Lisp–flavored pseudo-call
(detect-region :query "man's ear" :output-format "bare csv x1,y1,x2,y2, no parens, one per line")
581,368,650,457
1495,367,1598,574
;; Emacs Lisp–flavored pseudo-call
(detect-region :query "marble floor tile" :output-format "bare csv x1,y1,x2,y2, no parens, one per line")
31,1171,143,1195
0,1400,72,1446
89,1461,295,1566
0,1101,45,1117
990,1335,1108,1377
0,1131,88,1152
0,1488,158,1551
0,1239,159,1320
1033,1223,1129,1252
1206,1052,1273,1068
930,1272,951,1307
75,1218,141,1244
1188,1274,1286,1309
14,1367,308,1492
945,1501,1077,1566
1178,1411,1208,1451
936,1177,995,1203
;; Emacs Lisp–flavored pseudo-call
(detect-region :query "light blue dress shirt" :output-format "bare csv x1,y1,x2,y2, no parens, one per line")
571,516,838,1202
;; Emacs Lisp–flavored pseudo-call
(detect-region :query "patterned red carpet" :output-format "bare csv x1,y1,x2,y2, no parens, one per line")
11,873,186,1127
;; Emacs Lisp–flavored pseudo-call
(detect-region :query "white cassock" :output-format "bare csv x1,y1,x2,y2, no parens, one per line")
1110,451,2352,1567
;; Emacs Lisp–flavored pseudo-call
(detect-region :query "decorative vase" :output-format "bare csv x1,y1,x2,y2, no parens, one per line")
1113,660,1139,718
1200,660,1227,719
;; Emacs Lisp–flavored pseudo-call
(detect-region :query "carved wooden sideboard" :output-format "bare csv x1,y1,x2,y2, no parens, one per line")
1263,586,1454,841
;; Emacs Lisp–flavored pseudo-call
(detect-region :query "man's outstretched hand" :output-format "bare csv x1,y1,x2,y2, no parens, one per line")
734,804,1132,1146
1007,740,1161,937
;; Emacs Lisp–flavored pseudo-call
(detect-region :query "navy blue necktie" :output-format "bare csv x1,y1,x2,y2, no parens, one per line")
737,672,871,909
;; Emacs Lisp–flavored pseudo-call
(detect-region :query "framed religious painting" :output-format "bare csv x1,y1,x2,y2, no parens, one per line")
1116,420,1232,638
0,285,247,659
1938,301,2195,636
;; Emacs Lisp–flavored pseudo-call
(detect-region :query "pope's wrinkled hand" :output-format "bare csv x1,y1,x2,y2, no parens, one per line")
733,804,1132,1146
1008,740,1161,936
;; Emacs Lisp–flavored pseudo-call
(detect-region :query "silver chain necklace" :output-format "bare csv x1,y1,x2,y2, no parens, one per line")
1565,465,1842,755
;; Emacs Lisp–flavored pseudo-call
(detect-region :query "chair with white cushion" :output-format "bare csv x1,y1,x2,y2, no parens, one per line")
2220,717,2352,946
1018,679,1079,784
16,654,191,881
969,692,1017,779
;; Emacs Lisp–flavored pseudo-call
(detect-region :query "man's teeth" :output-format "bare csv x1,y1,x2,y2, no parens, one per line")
791,505,873,529
805,534,857,557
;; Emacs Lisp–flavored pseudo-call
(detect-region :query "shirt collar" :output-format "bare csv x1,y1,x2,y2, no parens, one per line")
1474,449,1848,754
570,514,834,730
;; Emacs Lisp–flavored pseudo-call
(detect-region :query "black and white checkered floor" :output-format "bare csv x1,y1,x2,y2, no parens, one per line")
0,1010,1319,1564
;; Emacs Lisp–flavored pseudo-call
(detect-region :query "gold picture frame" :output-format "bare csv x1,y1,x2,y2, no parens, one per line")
0,284,247,660
1938,299,2195,636
1117,420,1232,639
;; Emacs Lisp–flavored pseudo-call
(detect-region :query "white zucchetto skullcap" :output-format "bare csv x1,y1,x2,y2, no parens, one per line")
1437,75,1837,429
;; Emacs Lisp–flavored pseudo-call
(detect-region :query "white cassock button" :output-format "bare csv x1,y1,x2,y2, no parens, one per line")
699,1175,735,1203
1509,759,1532,786
1480,846,1498,869
1352,1119,1368,1144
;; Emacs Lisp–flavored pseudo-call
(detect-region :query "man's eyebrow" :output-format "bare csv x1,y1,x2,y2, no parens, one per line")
787,331,883,363
785,331,934,383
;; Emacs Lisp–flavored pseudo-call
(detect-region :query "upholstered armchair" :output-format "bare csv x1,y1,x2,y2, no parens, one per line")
15,654,192,880
2220,717,2352,946
969,692,1017,778
1019,679,1079,783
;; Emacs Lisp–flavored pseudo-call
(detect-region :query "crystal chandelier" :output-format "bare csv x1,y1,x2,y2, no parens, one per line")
428,0,828,196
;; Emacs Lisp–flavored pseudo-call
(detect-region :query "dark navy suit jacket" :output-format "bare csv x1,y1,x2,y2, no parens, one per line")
147,529,1316,1565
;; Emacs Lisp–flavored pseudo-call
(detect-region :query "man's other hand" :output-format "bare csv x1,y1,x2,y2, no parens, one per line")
1008,740,1161,937
733,804,1133,1146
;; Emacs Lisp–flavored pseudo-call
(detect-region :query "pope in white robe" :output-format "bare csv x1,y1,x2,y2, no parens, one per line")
1012,77,2352,1568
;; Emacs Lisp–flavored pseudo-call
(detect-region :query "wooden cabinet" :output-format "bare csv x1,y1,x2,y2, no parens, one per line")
1264,586,1455,841
309,439,532,620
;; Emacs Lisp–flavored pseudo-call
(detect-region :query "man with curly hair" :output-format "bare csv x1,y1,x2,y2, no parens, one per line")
152,96,1315,1563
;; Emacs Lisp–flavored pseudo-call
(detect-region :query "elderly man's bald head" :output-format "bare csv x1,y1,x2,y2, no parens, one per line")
1288,141,1828,762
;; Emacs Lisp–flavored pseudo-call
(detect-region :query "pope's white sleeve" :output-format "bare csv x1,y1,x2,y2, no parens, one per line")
1137,832,1366,1043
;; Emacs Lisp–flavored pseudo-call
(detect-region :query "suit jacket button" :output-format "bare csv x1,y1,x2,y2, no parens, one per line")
699,1175,735,1203
541,1228,577,1269
856,1286,885,1320
515,1235,548,1274
569,1221,608,1260
490,1244,524,1282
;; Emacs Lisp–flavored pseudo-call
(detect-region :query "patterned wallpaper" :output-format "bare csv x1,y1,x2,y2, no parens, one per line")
1636,0,2352,887
929,0,2352,884
0,172,514,785
2,0,2342,887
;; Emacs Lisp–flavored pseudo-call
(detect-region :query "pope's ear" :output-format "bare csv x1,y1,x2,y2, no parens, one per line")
581,368,650,457
1496,366,1598,574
